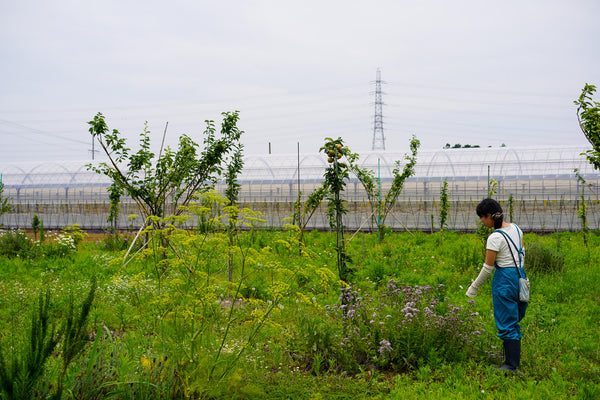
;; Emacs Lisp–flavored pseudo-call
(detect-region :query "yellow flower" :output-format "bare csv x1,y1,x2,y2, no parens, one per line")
140,355,152,370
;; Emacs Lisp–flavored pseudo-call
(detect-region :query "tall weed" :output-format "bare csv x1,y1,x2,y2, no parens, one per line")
526,242,565,275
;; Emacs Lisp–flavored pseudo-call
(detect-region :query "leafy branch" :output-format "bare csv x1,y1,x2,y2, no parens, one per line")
292,184,329,256
574,83,600,170
382,135,420,221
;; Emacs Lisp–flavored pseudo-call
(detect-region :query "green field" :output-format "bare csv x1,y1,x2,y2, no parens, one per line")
0,227,598,399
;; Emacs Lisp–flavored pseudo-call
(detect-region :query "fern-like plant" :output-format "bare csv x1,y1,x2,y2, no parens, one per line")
0,278,97,400
0,292,59,400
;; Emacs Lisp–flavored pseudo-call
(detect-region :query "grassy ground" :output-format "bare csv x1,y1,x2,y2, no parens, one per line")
0,229,598,399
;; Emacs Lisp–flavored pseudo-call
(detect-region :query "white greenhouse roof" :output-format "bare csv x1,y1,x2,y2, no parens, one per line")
0,160,112,187
0,145,596,188
240,145,596,182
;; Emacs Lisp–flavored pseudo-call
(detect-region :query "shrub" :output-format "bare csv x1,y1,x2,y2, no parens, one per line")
365,259,387,286
61,224,88,247
31,214,41,241
293,310,346,373
0,229,33,258
42,232,77,258
0,181,11,225
526,242,565,274
100,232,132,251
326,280,491,372
0,230,81,259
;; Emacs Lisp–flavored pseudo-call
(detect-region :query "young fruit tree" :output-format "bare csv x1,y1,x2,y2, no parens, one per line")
87,111,244,230
292,138,358,281
350,135,420,241
321,138,354,282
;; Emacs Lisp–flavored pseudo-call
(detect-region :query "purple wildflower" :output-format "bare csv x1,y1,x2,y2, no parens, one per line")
378,339,393,355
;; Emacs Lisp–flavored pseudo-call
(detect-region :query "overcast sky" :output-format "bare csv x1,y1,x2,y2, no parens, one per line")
1,0,599,164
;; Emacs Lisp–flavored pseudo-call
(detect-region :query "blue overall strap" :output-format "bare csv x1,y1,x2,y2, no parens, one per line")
494,226,523,268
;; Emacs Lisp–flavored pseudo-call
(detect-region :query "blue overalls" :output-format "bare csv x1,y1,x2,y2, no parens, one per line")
492,228,528,341
492,266,527,340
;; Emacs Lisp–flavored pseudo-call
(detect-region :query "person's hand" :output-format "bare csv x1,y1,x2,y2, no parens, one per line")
466,285,478,298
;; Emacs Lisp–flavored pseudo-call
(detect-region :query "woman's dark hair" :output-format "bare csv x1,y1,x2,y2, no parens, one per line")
476,198,504,229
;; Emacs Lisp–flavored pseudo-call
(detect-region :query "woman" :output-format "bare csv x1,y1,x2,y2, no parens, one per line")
466,198,527,371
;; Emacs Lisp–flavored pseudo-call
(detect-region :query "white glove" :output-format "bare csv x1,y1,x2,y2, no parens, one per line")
465,263,495,298
466,285,478,298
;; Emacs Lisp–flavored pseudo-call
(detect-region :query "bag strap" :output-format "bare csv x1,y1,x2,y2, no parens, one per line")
494,228,523,279
495,225,523,263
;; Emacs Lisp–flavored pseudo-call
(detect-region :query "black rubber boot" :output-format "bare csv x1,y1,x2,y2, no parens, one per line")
499,340,521,372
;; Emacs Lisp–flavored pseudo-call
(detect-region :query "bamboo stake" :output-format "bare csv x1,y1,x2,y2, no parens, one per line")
347,208,377,243
122,220,148,265
383,204,415,237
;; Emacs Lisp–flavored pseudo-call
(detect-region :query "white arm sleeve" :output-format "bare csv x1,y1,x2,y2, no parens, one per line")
466,263,495,297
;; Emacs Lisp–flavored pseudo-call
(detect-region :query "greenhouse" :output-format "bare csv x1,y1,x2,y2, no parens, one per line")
1,145,598,232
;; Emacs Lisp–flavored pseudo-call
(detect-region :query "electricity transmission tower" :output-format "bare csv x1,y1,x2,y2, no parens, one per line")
371,68,386,151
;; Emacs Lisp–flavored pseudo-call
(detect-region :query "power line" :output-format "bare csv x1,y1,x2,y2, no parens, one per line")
0,118,89,145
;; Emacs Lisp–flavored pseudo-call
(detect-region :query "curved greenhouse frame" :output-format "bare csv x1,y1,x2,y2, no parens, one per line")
1,145,598,232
